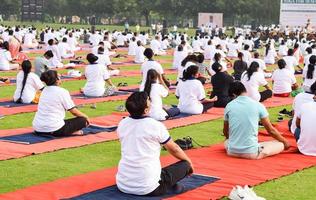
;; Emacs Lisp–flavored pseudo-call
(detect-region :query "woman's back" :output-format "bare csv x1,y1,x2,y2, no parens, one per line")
14,71,44,103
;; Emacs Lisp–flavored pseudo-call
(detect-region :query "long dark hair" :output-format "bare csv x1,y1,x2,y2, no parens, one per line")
265,43,270,56
214,53,221,63
245,61,259,81
16,60,32,103
144,69,159,98
307,55,316,79
182,65,199,81
181,54,197,67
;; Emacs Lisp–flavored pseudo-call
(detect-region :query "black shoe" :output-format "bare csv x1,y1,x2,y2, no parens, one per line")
278,108,288,116
259,122,264,128
277,116,284,122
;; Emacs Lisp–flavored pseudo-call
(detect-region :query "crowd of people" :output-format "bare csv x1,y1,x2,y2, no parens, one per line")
0,23,316,196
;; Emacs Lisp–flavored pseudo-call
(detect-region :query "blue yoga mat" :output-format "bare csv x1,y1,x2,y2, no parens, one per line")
67,174,219,200
0,101,33,108
0,125,118,145
72,91,130,99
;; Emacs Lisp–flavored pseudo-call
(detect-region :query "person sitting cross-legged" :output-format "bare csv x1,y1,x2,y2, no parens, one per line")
223,81,290,160
116,92,194,196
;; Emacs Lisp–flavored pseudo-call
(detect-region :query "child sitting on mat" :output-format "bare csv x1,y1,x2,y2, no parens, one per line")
116,92,193,196
223,81,290,160
33,70,90,136
143,69,180,121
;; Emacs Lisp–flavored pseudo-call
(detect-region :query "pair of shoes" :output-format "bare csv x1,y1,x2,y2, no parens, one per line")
0,115,4,120
116,105,126,112
278,109,292,117
229,185,266,200
277,116,284,122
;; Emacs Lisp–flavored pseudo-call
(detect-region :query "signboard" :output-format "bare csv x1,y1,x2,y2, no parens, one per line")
198,13,223,28
21,0,44,21
280,0,316,27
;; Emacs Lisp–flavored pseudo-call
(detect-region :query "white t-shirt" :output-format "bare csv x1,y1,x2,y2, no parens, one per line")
134,46,145,64
128,41,137,56
203,45,216,60
116,117,170,195
278,45,288,56
33,86,75,132
272,68,296,94
0,49,12,71
227,43,239,57
296,102,316,156
303,67,316,89
58,42,72,58
283,56,299,74
240,50,252,65
140,61,164,91
24,33,35,46
241,71,268,102
291,92,314,133
172,50,187,70
96,53,112,66
251,58,266,73
13,72,44,104
150,40,161,54
148,83,169,121
176,79,206,114
83,64,110,97
264,49,277,64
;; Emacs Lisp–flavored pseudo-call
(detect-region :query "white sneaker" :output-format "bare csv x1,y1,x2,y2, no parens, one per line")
67,70,82,78
229,186,252,200
243,185,266,200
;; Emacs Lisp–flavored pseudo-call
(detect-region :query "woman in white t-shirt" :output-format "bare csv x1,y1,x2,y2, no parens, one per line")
177,54,198,81
264,43,278,65
303,55,316,92
140,48,169,91
241,61,272,102
143,69,180,121
83,53,115,97
278,40,288,57
176,65,217,114
33,70,89,136
272,59,297,97
0,41,19,71
14,60,44,104
172,45,187,70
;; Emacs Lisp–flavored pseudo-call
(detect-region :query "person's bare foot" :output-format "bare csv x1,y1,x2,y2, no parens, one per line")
71,130,84,136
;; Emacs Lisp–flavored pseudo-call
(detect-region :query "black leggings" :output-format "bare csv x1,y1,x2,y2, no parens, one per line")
259,89,273,102
35,117,88,137
165,107,181,118
147,161,193,196
202,102,214,113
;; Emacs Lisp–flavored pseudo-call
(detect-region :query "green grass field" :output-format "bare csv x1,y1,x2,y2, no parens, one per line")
0,28,315,199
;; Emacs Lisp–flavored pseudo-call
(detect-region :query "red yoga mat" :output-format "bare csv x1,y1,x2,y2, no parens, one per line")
1,121,315,200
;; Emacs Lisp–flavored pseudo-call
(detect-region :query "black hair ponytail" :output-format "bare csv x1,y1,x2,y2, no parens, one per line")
182,65,199,81
245,61,259,81
16,60,32,103
144,69,159,98
307,55,316,79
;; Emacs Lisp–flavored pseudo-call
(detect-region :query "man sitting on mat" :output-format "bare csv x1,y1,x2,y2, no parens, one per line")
116,92,193,196
223,81,290,160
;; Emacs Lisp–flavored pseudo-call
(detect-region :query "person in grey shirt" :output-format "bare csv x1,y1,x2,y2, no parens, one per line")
34,51,54,77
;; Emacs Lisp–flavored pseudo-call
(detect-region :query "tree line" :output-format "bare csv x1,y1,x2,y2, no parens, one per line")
0,0,280,26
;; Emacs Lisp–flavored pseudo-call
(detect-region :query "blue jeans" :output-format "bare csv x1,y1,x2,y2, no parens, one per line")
294,128,301,141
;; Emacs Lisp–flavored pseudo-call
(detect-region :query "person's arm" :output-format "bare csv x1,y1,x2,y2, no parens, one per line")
223,121,229,139
261,117,290,149
163,139,194,172
69,108,90,125
296,117,301,129
105,79,115,87
159,74,169,91
161,74,170,88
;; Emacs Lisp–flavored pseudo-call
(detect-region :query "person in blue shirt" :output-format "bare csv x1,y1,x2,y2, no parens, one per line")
223,81,290,159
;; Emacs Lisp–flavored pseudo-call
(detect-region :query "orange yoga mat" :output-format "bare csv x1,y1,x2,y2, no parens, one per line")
1,121,316,200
